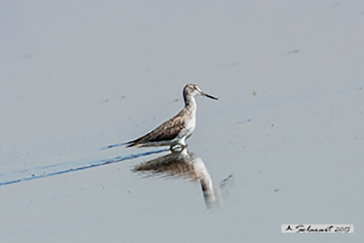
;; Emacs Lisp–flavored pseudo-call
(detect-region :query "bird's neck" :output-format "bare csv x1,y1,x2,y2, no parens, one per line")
184,95,197,112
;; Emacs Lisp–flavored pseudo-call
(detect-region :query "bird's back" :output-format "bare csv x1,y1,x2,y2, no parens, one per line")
126,107,192,147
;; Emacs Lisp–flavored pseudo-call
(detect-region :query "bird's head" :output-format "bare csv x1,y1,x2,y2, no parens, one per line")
183,84,218,100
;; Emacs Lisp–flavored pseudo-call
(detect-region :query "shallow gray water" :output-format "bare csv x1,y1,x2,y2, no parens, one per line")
1,1,363,242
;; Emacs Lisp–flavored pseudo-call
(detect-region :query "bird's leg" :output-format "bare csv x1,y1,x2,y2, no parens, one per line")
170,144,180,152
170,143,187,152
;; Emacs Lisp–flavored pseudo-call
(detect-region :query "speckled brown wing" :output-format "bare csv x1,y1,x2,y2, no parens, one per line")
126,109,188,147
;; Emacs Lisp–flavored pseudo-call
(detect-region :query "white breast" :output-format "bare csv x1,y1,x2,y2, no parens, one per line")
177,111,196,140
184,115,196,137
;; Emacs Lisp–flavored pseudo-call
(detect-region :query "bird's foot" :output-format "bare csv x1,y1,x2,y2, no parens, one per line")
170,144,188,152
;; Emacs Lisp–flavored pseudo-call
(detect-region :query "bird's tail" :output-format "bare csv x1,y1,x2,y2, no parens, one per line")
99,142,128,150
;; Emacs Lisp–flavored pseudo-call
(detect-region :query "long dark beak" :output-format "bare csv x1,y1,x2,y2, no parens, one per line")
201,91,218,100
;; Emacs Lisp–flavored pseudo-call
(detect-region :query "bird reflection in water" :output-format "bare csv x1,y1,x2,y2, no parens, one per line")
132,148,230,208
132,148,220,208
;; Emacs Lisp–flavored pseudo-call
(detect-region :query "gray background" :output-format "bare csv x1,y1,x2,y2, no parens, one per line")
0,0,363,242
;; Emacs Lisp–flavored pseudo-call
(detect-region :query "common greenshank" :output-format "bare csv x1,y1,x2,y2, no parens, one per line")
126,84,218,150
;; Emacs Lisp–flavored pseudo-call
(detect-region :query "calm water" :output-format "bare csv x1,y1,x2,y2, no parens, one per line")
1,1,363,242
